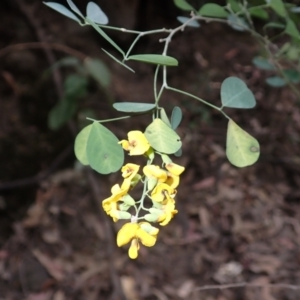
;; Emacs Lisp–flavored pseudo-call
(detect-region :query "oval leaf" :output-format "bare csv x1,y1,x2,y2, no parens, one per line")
227,15,249,31
43,2,81,22
265,76,286,87
283,69,300,84
221,77,256,109
177,16,200,27
171,106,182,130
144,119,182,154
173,0,194,11
285,18,300,39
199,3,228,18
113,102,156,113
86,2,108,24
264,22,285,29
226,120,260,167
160,108,172,127
248,7,268,20
66,0,84,17
86,122,124,174
127,54,178,66
74,124,92,165
269,0,287,17
84,58,111,87
252,56,275,70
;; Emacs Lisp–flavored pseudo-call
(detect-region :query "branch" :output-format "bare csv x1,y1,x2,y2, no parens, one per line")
193,281,300,292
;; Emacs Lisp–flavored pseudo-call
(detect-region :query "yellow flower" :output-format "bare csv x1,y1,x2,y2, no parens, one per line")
157,198,178,226
121,163,141,190
102,184,128,222
151,183,177,203
121,163,140,179
165,163,185,176
143,165,167,182
117,222,159,259
165,172,180,189
119,131,150,156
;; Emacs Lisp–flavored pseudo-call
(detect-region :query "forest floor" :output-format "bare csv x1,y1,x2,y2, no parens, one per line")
1,1,300,300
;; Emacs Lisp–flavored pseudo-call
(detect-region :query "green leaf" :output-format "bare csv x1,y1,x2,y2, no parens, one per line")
173,0,194,11
264,22,285,29
144,119,182,154
84,58,111,88
49,56,80,70
177,16,200,27
113,102,156,113
265,76,286,87
48,97,78,130
221,77,256,109
102,48,135,73
160,108,172,127
290,7,300,13
227,14,249,31
74,124,92,165
66,0,84,17
86,122,124,174
226,120,260,167
269,0,287,17
248,7,268,20
86,2,108,24
64,74,88,98
48,74,87,130
199,3,228,18
283,69,300,84
127,54,178,66
252,56,275,70
227,0,240,12
174,148,182,157
43,2,81,22
86,18,125,56
285,18,300,39
171,106,182,130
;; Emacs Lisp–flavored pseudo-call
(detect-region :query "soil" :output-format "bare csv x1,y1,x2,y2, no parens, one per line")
1,1,300,300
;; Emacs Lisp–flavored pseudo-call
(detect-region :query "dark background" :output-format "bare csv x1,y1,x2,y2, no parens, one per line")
0,1,300,299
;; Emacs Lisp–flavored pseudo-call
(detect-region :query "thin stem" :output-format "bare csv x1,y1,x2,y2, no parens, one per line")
154,65,160,103
86,116,131,123
166,86,220,111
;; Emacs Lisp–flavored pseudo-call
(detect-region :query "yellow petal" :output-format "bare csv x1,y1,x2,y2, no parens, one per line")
117,223,138,247
159,209,178,226
119,140,130,151
158,198,178,226
143,165,167,182
151,183,175,202
165,172,180,189
136,227,157,247
127,131,150,155
165,163,185,176
121,163,140,179
128,239,139,259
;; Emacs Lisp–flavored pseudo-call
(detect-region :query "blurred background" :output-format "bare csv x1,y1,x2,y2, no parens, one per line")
0,0,300,299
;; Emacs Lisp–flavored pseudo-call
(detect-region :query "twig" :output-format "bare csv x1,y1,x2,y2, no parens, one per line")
0,145,73,191
0,42,87,61
15,0,64,98
193,281,300,292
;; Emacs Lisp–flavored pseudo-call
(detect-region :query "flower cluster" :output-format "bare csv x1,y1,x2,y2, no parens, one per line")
102,131,184,259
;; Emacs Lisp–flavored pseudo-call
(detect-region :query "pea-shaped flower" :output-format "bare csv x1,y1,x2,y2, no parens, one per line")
117,222,159,259
119,131,150,156
102,184,131,222
151,183,177,203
